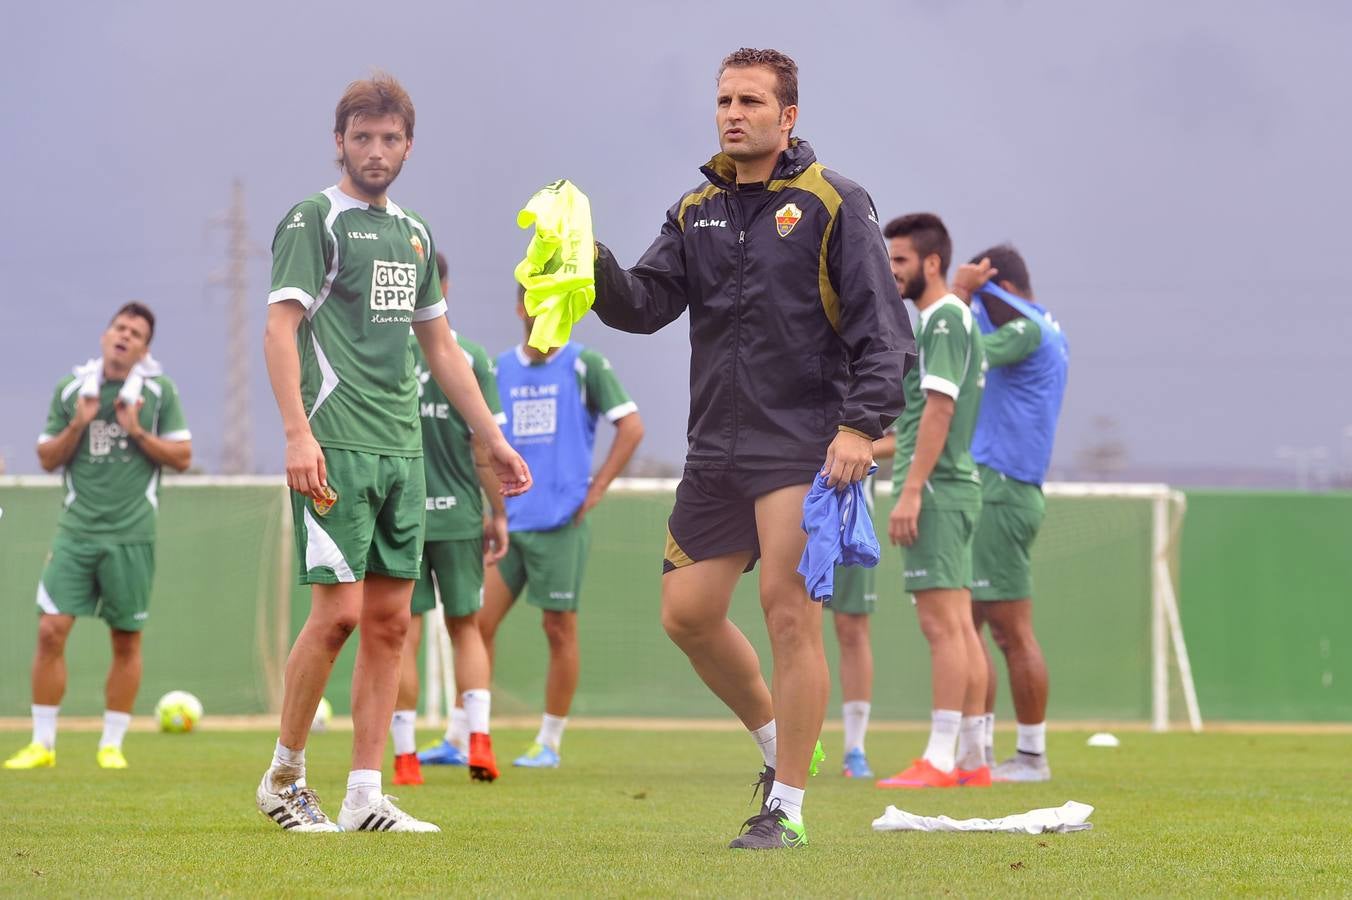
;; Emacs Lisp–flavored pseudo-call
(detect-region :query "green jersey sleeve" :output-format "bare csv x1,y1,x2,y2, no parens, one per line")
154,377,191,440
580,348,635,421
269,198,331,310
983,317,1042,367
42,377,74,441
919,305,977,400
410,215,443,314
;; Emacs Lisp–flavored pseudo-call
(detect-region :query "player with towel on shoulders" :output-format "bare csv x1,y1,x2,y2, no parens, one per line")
5,302,192,773
952,245,1069,782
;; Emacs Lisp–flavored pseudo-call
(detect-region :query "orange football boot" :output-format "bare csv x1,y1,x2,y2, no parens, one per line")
468,732,499,783
876,759,959,789
393,751,424,786
957,765,992,787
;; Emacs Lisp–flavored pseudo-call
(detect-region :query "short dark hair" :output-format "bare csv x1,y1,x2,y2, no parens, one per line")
883,213,952,277
971,243,1032,297
436,251,449,283
718,48,798,110
111,302,155,344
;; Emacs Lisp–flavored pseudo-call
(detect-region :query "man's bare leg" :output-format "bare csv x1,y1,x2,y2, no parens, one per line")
477,565,516,674
390,613,422,781
23,614,74,752
277,582,363,753
541,611,579,718
833,612,873,764
350,574,414,772
912,588,972,773
985,599,1049,769
971,602,999,763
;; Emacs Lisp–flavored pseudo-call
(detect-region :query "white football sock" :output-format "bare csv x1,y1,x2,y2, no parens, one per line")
463,690,491,735
750,719,777,768
535,714,567,752
767,781,805,825
344,769,382,809
390,709,417,756
99,710,131,750
31,704,58,750
983,713,996,752
445,707,469,749
956,715,986,770
271,739,305,770
922,709,962,772
1016,721,1047,756
842,701,871,754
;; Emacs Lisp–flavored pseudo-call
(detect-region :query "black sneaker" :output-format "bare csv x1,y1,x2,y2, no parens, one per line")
728,802,808,850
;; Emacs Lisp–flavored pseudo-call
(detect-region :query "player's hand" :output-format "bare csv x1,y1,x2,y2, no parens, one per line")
285,432,328,500
821,430,874,488
888,488,922,546
951,258,998,302
572,485,604,525
114,398,144,438
73,395,100,428
483,513,509,566
487,437,532,497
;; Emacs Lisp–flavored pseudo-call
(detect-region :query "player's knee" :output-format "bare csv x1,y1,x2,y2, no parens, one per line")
660,596,715,643
834,614,869,648
917,612,966,646
36,617,72,655
318,614,360,652
763,603,814,647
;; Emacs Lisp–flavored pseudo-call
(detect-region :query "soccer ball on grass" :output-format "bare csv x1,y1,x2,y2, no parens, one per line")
155,690,203,733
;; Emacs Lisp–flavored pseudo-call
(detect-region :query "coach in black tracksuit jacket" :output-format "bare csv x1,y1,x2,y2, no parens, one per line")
594,138,914,571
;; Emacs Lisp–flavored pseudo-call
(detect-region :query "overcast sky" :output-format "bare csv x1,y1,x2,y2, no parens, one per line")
2,0,1349,479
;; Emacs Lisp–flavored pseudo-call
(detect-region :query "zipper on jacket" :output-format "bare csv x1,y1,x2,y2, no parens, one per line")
727,193,746,467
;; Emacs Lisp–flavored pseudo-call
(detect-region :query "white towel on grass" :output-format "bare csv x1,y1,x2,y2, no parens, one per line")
872,800,1094,834
74,355,162,406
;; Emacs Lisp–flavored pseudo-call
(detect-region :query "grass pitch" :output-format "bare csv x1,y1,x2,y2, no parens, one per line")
1,727,1349,897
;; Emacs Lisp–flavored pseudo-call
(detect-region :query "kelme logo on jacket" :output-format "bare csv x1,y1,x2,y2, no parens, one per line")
775,203,802,237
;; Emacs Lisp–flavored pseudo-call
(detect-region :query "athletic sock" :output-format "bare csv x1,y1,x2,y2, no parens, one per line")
921,709,961,772
344,769,382,809
842,700,871,755
99,710,132,750
445,707,469,749
955,715,986,770
1016,721,1047,756
268,741,306,790
535,714,567,752
390,709,417,756
750,719,777,769
767,781,805,825
463,690,491,735
31,704,58,750
983,712,996,754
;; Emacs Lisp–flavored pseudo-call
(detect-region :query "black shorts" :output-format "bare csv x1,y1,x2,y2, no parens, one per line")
662,467,819,574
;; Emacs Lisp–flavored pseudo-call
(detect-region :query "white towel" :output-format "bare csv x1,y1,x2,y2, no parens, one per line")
872,800,1094,834
73,355,162,406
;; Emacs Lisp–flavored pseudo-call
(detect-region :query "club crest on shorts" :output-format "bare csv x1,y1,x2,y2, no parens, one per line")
775,203,802,237
313,484,338,517
409,234,425,261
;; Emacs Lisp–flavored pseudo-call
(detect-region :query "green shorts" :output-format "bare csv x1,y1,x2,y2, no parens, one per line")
826,563,877,615
291,447,426,584
498,519,590,612
411,538,484,617
37,532,155,632
902,507,978,593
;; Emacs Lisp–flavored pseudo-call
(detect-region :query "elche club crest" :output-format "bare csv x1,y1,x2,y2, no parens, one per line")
409,234,425,261
775,203,802,237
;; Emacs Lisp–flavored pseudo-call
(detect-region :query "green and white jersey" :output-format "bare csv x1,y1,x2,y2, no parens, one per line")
41,374,190,542
984,316,1042,368
412,332,506,541
892,294,986,510
269,186,446,457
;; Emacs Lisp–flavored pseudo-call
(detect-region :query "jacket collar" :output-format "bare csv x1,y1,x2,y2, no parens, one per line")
700,138,816,190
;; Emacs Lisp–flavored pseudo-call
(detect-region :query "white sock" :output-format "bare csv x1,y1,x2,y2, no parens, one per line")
767,781,805,825
983,712,996,752
344,769,382,809
31,704,58,750
842,701,871,754
956,715,986,770
463,690,491,735
271,739,305,770
445,707,469,749
535,713,567,752
99,710,132,750
1016,721,1047,756
922,709,962,772
750,720,777,768
390,709,417,756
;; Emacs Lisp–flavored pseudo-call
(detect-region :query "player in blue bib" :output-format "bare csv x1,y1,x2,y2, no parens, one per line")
478,288,644,768
953,244,1069,783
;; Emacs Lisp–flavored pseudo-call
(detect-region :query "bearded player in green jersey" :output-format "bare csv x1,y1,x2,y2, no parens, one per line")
257,73,531,834
877,213,991,791
5,303,191,773
391,253,509,787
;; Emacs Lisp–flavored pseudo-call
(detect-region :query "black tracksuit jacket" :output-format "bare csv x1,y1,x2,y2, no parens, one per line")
593,139,915,472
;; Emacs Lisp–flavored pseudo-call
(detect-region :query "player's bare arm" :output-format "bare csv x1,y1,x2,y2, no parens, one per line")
413,317,532,495
889,392,955,546
871,432,895,461
35,396,100,471
471,434,509,565
951,258,997,303
116,400,192,471
262,300,327,499
574,411,644,523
